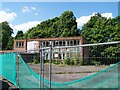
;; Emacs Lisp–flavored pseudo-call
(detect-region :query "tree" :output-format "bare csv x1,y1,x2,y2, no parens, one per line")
24,11,80,38
6,36,14,50
81,13,120,64
15,30,24,39
1,21,13,50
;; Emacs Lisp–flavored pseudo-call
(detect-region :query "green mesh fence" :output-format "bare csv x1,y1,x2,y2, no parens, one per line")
50,62,119,88
18,54,40,88
0,53,16,86
18,54,120,89
0,54,2,75
0,53,119,89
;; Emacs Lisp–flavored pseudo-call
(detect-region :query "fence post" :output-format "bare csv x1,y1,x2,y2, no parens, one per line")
16,52,19,87
49,45,52,89
40,49,42,89
42,50,44,89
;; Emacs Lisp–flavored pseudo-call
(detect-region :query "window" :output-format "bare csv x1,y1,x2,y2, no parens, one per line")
62,41,66,46
45,41,50,47
16,41,24,48
77,40,80,45
55,41,59,46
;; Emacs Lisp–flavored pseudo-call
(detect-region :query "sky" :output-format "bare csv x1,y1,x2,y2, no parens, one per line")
0,2,119,37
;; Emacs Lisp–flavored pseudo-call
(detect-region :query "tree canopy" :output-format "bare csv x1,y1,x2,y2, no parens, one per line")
1,21,13,50
24,11,80,38
15,30,24,39
1,11,120,58
81,13,120,64
81,13,120,43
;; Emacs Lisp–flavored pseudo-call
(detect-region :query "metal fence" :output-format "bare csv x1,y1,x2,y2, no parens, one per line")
18,41,120,88
0,41,119,89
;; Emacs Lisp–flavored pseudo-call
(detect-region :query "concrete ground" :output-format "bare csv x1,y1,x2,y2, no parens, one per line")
28,63,108,82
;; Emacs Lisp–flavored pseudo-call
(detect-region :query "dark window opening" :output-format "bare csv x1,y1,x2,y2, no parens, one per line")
16,41,24,48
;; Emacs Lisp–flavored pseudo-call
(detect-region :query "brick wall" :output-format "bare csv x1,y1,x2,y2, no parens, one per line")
1,36,89,63
13,39,27,51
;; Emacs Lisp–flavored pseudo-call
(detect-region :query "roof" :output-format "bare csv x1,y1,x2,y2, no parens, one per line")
14,36,85,42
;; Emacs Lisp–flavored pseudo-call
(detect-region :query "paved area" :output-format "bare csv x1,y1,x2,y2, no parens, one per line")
28,63,108,82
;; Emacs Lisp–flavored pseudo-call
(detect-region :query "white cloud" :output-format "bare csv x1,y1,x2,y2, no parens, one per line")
76,12,113,29
0,10,17,23
35,13,38,15
31,7,36,10
6,9,10,11
101,13,113,19
22,6,30,12
22,6,37,13
12,21,41,36
3,8,11,11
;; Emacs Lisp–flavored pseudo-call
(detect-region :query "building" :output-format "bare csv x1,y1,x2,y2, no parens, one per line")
13,36,89,63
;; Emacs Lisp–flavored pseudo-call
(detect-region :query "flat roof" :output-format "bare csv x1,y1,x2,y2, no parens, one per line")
14,36,84,42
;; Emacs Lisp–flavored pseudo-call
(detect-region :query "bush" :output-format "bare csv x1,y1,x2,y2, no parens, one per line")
33,59,40,64
90,60,101,65
63,56,71,65
44,60,49,63
70,59,74,65
79,58,83,65
52,59,60,65
73,54,79,65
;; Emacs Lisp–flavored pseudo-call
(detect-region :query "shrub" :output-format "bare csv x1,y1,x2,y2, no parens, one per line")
70,59,74,65
52,59,60,65
33,59,39,64
79,58,83,65
44,60,49,63
73,54,79,65
90,60,101,65
63,56,71,65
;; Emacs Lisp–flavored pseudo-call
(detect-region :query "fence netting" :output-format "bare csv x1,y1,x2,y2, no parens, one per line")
18,52,120,88
0,41,120,89
0,53,16,86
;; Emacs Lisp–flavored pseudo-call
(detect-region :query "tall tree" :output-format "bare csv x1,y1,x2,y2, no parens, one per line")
81,13,120,64
24,11,80,38
1,21,13,50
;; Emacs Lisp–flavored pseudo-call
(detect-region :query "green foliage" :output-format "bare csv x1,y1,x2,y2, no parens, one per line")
90,60,101,66
7,36,14,50
1,21,14,50
24,11,79,38
81,13,120,64
81,13,120,43
52,60,60,65
73,54,79,65
32,59,40,64
62,56,79,66
79,58,84,65
62,56,71,65
44,60,49,63
70,59,75,65
15,30,24,39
